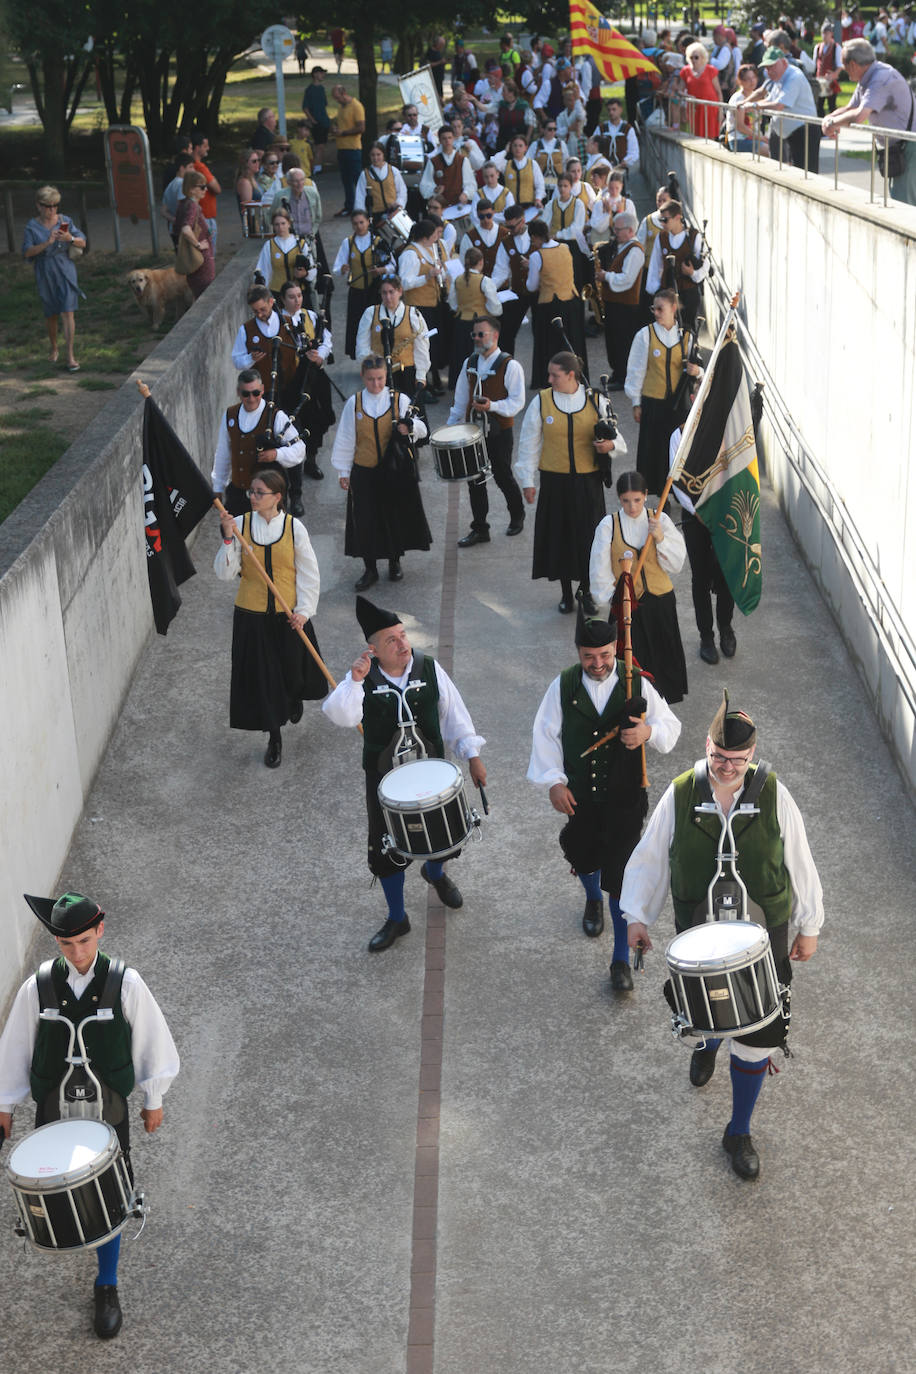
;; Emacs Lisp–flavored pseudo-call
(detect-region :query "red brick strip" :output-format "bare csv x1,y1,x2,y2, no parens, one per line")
407,480,461,1373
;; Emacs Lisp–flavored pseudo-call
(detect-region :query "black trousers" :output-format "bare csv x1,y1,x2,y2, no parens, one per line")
603,300,643,384
497,295,532,357
681,510,734,639
467,426,524,532
769,123,821,172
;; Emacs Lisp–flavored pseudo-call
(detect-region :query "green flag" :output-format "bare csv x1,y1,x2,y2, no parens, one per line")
671,334,762,614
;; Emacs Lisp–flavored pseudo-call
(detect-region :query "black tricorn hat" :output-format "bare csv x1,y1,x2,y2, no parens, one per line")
356,595,402,640
24,892,104,937
709,690,757,750
575,603,616,648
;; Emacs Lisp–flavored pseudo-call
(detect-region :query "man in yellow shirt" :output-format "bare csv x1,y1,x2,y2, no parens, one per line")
331,83,366,216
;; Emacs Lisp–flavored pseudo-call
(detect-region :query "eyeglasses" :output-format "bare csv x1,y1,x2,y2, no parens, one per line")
240,388,263,398
246,487,271,498
264,159,279,167
708,751,753,770
545,126,557,131
478,211,493,219
40,201,61,208
471,331,491,338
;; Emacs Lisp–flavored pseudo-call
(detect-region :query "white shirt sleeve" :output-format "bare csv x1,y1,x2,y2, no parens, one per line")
525,248,542,294
214,515,245,580
273,409,306,468
605,243,645,293
409,308,430,384
531,161,547,202
688,232,709,284
333,238,351,274
625,327,650,407
353,171,369,213
646,234,665,294
588,514,616,607
777,782,825,938
322,670,365,728
620,784,679,926
492,242,511,288
211,413,232,491
291,517,321,617
232,323,255,370
419,159,437,200
355,306,374,363
447,361,471,424
433,661,485,759
482,275,503,315
398,248,426,293
514,392,544,488
654,510,686,575
330,395,358,477
0,978,39,1108
623,125,640,168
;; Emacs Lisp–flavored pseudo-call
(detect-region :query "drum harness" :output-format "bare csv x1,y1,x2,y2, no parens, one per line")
464,353,498,486
13,961,149,1240
666,759,790,1046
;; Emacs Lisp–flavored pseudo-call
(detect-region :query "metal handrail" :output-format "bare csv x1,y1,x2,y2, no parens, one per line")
653,91,916,207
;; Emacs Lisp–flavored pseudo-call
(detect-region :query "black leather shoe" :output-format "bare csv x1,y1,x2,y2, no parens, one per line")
700,637,720,665
288,699,303,725
368,915,411,952
722,1128,760,1181
303,458,324,481
290,498,305,516
265,737,282,768
578,590,598,616
610,960,634,991
506,517,525,535
720,627,737,658
558,597,575,614
388,560,404,581
582,898,604,937
93,1284,123,1339
458,530,491,548
355,567,379,591
689,1045,720,1086
421,862,463,908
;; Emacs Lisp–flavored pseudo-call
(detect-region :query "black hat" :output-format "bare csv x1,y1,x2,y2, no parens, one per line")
356,596,402,640
709,690,757,750
24,892,104,937
575,603,616,648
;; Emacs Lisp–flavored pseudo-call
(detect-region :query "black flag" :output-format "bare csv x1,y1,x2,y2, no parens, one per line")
142,396,214,635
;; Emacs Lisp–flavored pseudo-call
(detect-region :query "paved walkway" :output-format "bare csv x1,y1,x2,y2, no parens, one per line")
0,179,914,1372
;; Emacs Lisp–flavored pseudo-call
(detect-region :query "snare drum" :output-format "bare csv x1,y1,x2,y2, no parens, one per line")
240,201,273,238
665,920,781,1039
396,133,426,174
430,423,489,482
7,1119,135,1253
378,759,475,860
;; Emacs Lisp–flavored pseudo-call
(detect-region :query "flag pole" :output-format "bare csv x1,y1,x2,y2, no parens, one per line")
628,292,741,587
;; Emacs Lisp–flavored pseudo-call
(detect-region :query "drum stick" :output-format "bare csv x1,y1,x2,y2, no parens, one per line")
476,780,490,815
214,497,363,736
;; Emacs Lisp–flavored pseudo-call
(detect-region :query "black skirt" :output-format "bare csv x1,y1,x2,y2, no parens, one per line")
532,297,587,389
345,461,432,561
230,609,327,732
532,469,606,584
345,285,378,359
559,792,649,896
636,395,684,500
630,588,688,704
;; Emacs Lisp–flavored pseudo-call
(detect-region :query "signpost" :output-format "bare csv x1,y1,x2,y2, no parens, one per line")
261,24,296,138
103,126,158,254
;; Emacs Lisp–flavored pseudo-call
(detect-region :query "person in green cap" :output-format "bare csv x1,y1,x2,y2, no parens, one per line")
621,691,823,1181
0,892,179,1338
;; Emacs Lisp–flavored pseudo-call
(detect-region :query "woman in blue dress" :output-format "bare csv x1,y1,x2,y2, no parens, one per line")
22,185,86,372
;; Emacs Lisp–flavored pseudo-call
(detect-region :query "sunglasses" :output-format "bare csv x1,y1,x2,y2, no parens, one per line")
240,388,264,397
478,211,493,219
264,159,279,167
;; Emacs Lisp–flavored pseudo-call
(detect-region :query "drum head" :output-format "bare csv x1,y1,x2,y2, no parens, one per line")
667,920,769,968
431,423,482,448
379,759,461,806
8,1119,114,1185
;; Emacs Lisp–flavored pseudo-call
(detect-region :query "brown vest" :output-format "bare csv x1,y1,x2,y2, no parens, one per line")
244,316,279,392
226,403,263,490
536,243,577,304
431,151,466,207
601,240,644,306
467,224,508,276
659,230,698,294
505,237,530,295
465,352,514,431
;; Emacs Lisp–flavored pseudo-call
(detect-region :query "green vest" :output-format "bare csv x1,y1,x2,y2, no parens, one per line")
30,953,135,1103
669,765,793,930
361,654,444,774
559,662,644,803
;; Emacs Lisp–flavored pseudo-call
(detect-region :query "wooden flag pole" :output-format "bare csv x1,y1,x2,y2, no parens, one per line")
620,551,648,788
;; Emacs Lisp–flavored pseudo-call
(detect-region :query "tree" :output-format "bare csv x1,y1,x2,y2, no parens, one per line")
2,0,95,173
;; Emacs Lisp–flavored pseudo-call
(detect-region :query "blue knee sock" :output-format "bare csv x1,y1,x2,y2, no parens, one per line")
95,1234,121,1287
424,860,444,881
380,872,406,922
578,870,602,902
728,1055,768,1135
608,898,630,965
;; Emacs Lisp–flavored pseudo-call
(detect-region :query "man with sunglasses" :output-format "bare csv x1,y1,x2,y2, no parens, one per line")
621,692,823,1181
459,202,509,275
447,315,526,546
211,369,306,516
644,200,708,334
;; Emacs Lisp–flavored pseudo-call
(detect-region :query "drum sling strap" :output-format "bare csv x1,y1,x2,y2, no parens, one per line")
37,957,127,1124
691,760,772,924
369,651,437,771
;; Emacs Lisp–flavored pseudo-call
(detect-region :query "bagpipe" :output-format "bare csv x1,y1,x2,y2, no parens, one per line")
550,315,615,481
380,317,424,480
672,312,705,418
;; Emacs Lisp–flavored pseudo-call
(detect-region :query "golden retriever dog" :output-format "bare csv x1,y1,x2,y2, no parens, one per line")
128,268,193,328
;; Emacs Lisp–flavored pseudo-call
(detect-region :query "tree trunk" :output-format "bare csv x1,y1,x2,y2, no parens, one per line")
351,18,378,160
40,55,68,175
119,68,136,126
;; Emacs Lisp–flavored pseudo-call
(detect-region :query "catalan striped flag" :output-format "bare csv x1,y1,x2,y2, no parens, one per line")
569,0,661,82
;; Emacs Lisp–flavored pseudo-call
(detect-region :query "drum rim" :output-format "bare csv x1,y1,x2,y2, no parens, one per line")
7,1119,120,1190
378,759,464,810
666,920,770,972
430,422,484,446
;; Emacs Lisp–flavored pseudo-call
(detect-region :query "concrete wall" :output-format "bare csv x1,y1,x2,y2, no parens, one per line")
643,127,916,798
0,247,257,1012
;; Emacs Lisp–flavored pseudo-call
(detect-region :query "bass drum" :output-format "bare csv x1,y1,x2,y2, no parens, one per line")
665,920,782,1039
6,1119,136,1253
430,423,489,482
378,758,476,861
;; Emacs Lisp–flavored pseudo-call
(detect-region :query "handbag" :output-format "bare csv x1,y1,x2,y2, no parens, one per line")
877,89,914,179
175,210,205,274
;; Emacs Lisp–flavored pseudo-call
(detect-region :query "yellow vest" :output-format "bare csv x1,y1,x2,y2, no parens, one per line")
348,235,376,290
354,392,402,468
267,237,309,294
454,273,488,320
235,511,297,612
369,305,415,370
535,143,564,179
574,183,592,213
642,325,692,401
403,247,440,308
484,186,508,213
505,159,535,205
549,199,577,239
537,243,576,304
366,165,397,214
610,511,672,598
538,388,598,474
